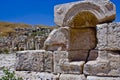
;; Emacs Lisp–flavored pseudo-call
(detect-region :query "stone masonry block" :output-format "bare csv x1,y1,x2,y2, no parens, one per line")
84,60,110,76
44,27,69,51
59,74,86,80
60,61,85,74
97,22,120,50
16,50,54,72
68,28,97,50
84,51,120,77
16,50,44,71
87,76,120,80
68,50,89,61
87,49,98,61
44,51,53,72
97,23,108,50
54,0,115,27
53,51,68,73
15,71,59,80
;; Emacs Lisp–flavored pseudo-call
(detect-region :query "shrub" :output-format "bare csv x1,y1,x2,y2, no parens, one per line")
3,49,9,54
0,68,23,80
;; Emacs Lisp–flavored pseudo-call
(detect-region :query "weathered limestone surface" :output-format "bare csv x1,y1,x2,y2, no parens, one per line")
54,51,85,74
59,74,86,80
87,49,98,61
97,23,120,50
53,51,68,73
84,51,120,76
14,0,119,79
68,28,97,50
0,54,16,77
54,0,116,27
16,50,53,72
44,51,53,72
68,50,89,61
87,76,120,80
44,27,69,51
16,50,44,71
15,71,59,80
60,61,85,74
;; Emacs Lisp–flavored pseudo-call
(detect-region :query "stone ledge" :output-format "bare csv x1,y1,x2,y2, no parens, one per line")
87,76,120,80
59,74,86,80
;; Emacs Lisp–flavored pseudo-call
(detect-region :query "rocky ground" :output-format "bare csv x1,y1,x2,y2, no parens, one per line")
0,53,16,77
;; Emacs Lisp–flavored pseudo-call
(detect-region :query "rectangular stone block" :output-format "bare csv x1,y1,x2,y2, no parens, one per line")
60,61,85,74
16,50,44,71
36,72,59,80
15,71,59,80
44,51,53,72
68,28,96,50
87,76,120,80
68,61,85,74
16,50,54,72
107,23,120,50
97,22,120,50
84,51,120,77
84,60,110,76
59,74,86,80
97,23,108,50
68,50,89,61
53,51,68,73
97,51,120,62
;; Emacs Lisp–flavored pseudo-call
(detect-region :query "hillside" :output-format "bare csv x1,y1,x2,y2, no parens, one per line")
34,25,58,29
0,22,58,36
0,22,32,36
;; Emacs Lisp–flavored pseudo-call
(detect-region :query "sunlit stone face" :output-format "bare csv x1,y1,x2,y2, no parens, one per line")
69,11,98,28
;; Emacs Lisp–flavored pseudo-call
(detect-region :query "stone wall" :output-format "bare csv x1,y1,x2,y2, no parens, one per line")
14,0,120,80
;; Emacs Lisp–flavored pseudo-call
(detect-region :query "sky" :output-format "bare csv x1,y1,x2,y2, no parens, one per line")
0,0,120,26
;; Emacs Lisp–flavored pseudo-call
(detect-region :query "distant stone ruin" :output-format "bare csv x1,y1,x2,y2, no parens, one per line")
15,0,120,80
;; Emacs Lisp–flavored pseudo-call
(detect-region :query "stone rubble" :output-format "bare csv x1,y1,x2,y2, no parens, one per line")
0,27,53,54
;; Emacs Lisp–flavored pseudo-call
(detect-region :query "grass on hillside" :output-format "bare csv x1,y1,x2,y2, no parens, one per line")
0,22,57,36
35,25,58,29
0,22,31,36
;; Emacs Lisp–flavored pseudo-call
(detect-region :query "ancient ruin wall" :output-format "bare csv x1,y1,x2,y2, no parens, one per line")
15,0,120,80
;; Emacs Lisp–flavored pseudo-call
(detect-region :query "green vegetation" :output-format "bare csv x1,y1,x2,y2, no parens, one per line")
31,31,46,36
0,68,23,80
3,48,9,54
